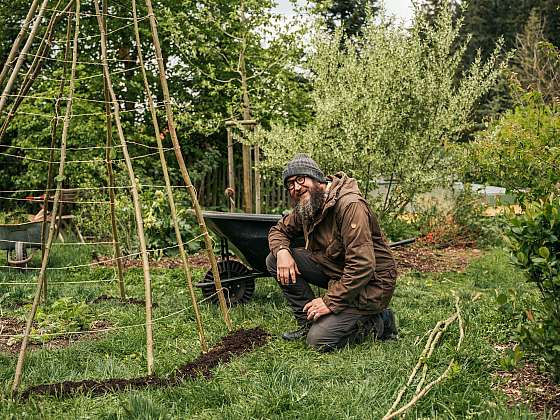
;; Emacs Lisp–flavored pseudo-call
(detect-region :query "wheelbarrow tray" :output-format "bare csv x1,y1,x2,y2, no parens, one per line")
202,211,281,273
0,221,43,251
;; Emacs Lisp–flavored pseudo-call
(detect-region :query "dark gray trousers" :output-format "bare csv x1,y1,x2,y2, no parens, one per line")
266,248,383,351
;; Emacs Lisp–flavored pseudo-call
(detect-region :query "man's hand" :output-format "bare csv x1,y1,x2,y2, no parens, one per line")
276,249,300,285
304,297,331,321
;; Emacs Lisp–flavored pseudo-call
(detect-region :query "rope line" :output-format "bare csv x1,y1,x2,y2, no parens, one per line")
3,93,165,107
0,287,225,338
0,140,173,152
0,149,172,164
0,234,206,271
0,184,190,194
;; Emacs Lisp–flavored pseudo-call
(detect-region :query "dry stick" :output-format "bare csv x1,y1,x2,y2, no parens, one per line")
0,0,49,117
131,0,208,353
0,0,73,141
382,299,464,420
102,0,125,300
385,319,445,416
92,0,155,374
144,0,232,331
0,0,40,88
40,5,73,304
11,0,80,394
414,313,458,394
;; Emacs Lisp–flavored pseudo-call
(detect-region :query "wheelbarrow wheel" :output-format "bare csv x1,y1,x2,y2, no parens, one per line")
201,260,255,306
8,241,32,269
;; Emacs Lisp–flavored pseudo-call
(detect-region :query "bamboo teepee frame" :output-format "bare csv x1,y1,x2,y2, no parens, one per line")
2,0,232,394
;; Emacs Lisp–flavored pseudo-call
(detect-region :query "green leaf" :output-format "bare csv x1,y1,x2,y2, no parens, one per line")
538,246,550,259
54,175,66,183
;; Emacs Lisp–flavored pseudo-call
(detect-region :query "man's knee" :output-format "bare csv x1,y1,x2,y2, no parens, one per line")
306,324,339,352
265,252,277,277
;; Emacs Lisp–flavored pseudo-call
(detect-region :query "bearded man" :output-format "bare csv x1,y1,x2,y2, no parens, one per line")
266,154,398,351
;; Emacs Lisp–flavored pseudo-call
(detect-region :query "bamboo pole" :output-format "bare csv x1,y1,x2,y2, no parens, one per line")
93,0,155,374
0,0,73,142
0,0,40,88
12,0,80,393
144,0,232,331
0,0,49,117
132,0,208,352
39,7,73,303
101,0,125,300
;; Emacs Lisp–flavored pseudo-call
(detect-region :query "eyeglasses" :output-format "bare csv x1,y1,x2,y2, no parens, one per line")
286,175,306,191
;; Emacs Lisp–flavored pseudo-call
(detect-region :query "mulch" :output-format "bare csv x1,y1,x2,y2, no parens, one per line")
96,244,481,275
19,327,270,400
94,253,210,270
495,363,560,417
392,243,482,274
0,317,110,354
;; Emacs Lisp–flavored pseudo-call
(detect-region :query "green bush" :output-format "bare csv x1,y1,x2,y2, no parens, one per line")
459,93,560,202
504,193,560,381
74,188,203,257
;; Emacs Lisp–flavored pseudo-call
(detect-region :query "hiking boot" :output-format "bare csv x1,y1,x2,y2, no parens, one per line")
282,324,311,341
379,308,398,340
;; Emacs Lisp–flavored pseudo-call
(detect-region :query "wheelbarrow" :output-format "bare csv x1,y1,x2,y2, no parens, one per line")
197,211,414,305
0,221,43,268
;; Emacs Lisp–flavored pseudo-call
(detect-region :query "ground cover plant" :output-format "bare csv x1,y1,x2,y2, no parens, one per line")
1,244,557,418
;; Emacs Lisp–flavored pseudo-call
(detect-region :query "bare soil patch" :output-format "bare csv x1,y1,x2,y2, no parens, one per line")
95,253,211,270
0,316,110,354
20,327,269,399
89,294,154,307
495,363,560,418
393,243,482,274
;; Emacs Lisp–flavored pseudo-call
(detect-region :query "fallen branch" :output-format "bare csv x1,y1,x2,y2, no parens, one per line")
383,296,464,420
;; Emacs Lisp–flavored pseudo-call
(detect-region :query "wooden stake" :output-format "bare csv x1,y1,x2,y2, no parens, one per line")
12,0,80,394
0,0,40,88
101,0,125,300
0,0,49,116
227,127,235,212
132,0,208,352
93,0,155,374
254,143,261,214
144,0,232,331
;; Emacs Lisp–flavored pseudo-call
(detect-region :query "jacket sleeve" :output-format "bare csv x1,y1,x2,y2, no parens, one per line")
268,212,303,256
322,201,375,314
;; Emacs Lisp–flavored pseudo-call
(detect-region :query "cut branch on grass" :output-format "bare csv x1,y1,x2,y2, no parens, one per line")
383,296,464,420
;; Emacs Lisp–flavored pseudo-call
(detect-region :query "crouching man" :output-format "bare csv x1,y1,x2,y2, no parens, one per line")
266,154,398,351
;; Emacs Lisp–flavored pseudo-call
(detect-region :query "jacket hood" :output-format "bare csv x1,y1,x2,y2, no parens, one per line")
325,172,362,204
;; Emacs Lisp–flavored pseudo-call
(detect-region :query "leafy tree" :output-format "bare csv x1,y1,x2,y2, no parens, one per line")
313,0,379,38
252,4,507,217
513,10,560,104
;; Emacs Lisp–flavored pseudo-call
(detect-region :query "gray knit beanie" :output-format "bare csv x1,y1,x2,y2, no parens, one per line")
282,153,326,187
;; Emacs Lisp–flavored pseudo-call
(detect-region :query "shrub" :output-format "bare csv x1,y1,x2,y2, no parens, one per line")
459,93,560,202
504,193,560,381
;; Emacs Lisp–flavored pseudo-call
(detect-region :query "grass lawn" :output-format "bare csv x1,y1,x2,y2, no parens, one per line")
0,245,544,418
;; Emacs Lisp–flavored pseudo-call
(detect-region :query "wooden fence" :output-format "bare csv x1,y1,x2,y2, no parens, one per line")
193,163,288,213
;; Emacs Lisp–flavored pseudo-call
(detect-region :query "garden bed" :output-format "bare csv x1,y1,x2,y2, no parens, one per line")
0,316,110,353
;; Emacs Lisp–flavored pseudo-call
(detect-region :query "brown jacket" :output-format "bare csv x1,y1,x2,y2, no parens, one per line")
269,172,397,315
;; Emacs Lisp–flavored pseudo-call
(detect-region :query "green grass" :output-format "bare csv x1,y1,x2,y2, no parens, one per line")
0,245,542,419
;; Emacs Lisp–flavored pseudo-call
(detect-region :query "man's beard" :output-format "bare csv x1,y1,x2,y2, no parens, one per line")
292,184,325,225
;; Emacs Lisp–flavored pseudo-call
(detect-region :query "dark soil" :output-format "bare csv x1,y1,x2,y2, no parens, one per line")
393,243,481,274
97,244,480,276
19,327,270,400
95,253,211,270
0,317,110,354
495,362,560,418
89,294,154,307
